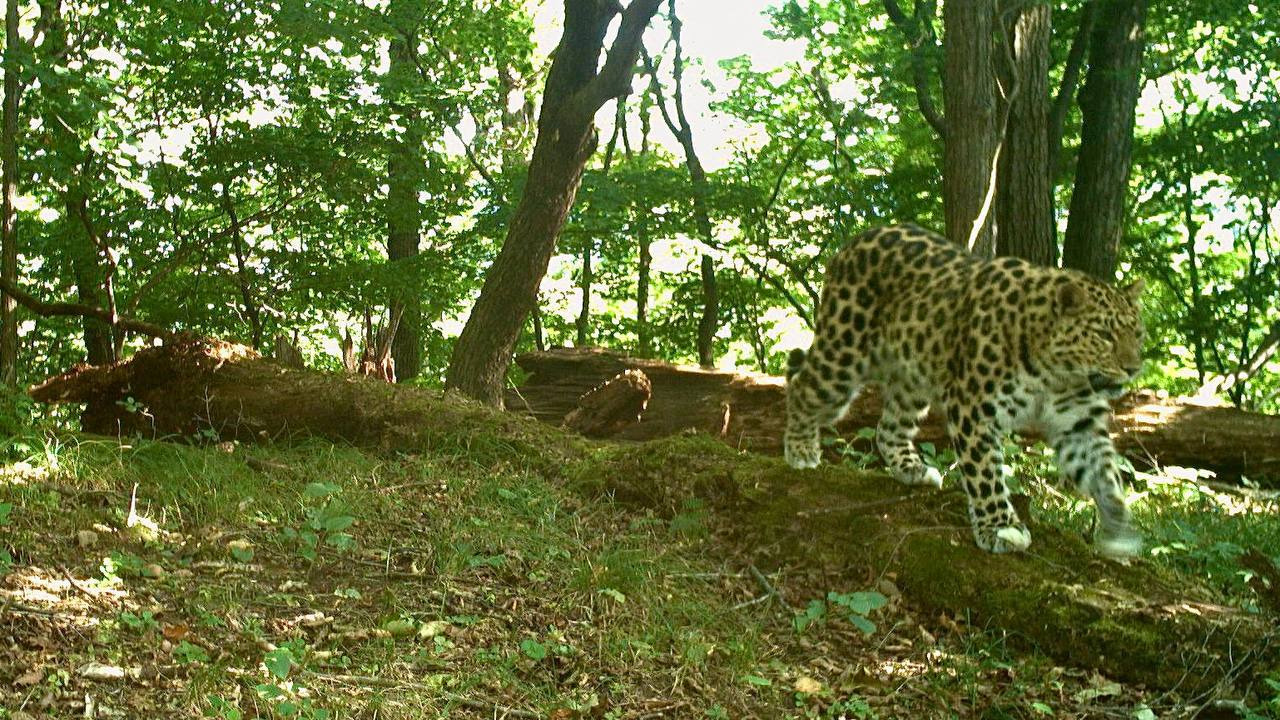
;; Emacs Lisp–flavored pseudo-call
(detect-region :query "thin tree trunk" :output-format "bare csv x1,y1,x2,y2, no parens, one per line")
220,187,263,349
942,0,998,257
995,2,1054,265
637,226,651,357
386,12,424,382
1061,0,1148,281
445,0,664,407
577,101,625,348
0,0,19,385
643,1,718,367
65,186,113,365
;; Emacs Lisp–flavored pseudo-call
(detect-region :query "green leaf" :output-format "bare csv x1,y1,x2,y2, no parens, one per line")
263,648,293,680
1031,701,1054,715
322,515,355,532
520,638,547,661
0,502,12,524
742,674,772,687
303,482,340,499
848,614,876,635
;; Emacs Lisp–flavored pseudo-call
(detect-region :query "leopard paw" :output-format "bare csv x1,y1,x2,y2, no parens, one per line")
1096,525,1143,558
973,524,1032,554
893,465,944,488
784,438,822,469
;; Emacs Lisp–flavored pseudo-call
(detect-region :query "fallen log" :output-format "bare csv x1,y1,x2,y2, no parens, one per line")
29,339,1278,693
562,369,652,438
510,348,1280,481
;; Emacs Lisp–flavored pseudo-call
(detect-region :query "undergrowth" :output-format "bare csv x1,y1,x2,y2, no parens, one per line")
0,407,1277,718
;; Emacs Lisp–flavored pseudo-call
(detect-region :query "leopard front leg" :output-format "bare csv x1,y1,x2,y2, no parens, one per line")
785,355,860,469
877,387,942,488
945,394,1030,553
1049,397,1141,557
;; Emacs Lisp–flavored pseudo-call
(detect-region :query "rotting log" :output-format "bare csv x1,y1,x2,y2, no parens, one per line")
510,348,1280,481
562,369,652,438
30,339,1279,694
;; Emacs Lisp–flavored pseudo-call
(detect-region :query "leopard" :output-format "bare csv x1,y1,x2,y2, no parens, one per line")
784,223,1145,556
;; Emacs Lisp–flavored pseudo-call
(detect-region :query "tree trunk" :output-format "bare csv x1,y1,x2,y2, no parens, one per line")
445,0,664,407
942,0,998,257
0,0,19,385
576,239,593,347
994,2,1054,265
65,188,114,365
696,254,717,367
386,15,425,382
29,338,1278,695
1061,0,1148,281
637,228,651,357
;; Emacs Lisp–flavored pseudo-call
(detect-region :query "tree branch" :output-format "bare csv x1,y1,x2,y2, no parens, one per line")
1049,1,1096,159
0,276,173,341
883,0,946,138
570,0,664,125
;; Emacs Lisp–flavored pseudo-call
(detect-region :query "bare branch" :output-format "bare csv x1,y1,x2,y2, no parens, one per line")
0,276,173,340
1049,1,1096,158
883,0,946,137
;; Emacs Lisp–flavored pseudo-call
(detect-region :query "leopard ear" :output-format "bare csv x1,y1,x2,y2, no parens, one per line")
1121,278,1145,301
1056,282,1088,315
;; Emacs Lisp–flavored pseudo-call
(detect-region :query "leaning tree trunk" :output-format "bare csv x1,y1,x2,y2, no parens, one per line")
29,338,1279,695
994,2,1055,266
445,0,664,407
942,0,999,258
1062,0,1148,281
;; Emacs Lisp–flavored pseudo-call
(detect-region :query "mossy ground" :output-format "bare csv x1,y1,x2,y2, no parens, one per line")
1,422,1278,718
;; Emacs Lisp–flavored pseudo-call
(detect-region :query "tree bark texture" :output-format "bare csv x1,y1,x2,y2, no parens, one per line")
0,0,19,385
994,2,1055,266
942,0,998,258
1062,0,1148,281
445,0,665,407
28,338,1278,694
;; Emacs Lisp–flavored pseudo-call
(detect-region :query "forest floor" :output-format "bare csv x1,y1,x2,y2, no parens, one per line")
1,430,1278,719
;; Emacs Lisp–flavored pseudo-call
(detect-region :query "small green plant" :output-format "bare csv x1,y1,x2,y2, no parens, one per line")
204,695,243,720
282,482,356,561
795,590,888,636
174,640,210,664
255,640,330,719
834,427,881,469
118,610,160,633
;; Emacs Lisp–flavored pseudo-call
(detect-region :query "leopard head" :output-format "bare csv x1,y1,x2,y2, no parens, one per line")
1039,276,1145,396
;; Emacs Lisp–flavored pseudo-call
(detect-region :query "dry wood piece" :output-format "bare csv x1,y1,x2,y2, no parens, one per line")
510,348,1280,481
563,368,652,438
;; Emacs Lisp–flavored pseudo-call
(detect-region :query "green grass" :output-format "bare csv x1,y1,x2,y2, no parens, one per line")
2,428,1278,718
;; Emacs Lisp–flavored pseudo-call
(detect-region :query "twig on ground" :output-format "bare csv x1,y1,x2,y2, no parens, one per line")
749,564,794,615
58,566,114,609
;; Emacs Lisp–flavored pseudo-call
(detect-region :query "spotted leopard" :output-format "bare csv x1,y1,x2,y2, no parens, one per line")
784,223,1145,555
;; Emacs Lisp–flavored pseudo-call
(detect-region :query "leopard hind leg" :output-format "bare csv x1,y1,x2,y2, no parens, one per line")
876,384,942,488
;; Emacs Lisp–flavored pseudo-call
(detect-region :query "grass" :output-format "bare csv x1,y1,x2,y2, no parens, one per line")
1,422,1278,718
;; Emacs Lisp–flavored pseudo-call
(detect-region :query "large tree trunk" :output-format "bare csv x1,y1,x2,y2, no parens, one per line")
0,0,19,385
507,348,1280,481
29,338,1279,694
942,0,998,257
994,2,1055,265
445,0,664,407
1061,0,1148,281
385,6,425,382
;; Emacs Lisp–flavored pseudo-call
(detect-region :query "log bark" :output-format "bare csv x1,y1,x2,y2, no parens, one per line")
508,348,1280,481
28,338,1278,694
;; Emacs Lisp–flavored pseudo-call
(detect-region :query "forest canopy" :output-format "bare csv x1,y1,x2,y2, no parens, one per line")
0,0,1276,406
